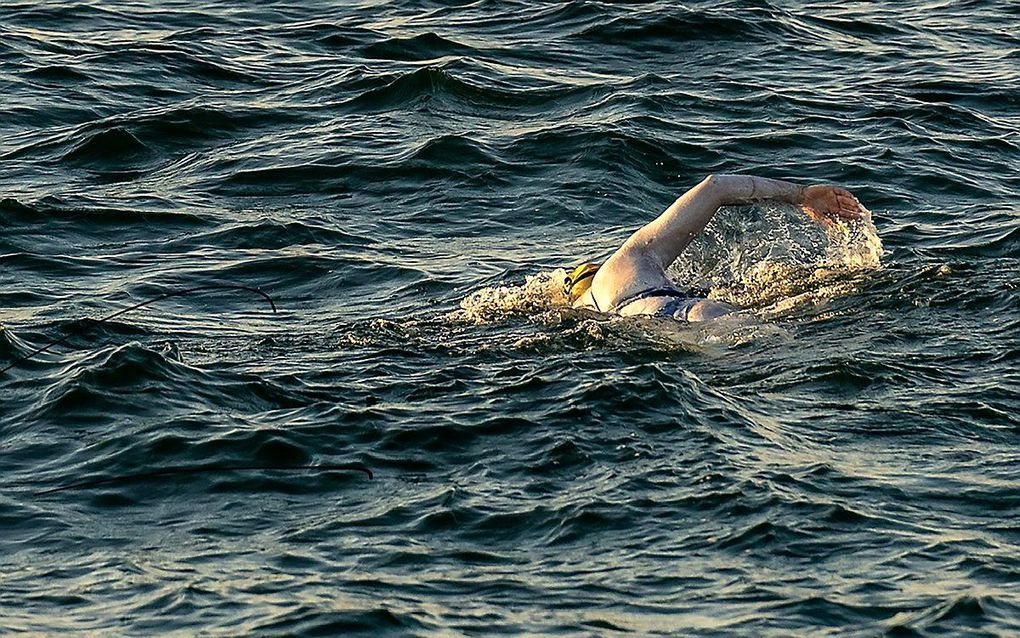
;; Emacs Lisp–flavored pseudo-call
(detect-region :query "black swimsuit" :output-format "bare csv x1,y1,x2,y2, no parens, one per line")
584,286,707,321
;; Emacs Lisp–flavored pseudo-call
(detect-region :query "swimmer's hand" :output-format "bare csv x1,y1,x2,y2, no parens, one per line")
800,185,865,224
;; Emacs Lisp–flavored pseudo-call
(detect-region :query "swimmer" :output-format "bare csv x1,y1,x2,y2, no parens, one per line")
565,174,865,321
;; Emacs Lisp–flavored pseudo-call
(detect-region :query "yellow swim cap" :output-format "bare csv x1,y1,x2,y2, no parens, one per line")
565,262,601,303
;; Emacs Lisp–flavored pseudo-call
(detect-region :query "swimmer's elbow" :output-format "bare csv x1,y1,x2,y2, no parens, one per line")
693,174,727,207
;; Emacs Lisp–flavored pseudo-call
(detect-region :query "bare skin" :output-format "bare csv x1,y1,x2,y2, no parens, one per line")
573,174,865,320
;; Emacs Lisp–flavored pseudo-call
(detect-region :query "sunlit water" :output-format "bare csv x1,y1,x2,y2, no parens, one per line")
2,1,1018,635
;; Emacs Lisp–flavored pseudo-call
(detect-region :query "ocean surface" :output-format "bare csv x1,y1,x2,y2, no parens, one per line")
2,1,1018,635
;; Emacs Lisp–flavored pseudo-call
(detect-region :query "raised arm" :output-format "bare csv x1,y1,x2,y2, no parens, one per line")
584,174,864,311
618,174,862,270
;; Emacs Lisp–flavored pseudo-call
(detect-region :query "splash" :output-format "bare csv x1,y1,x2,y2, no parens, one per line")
455,269,569,324
672,203,883,316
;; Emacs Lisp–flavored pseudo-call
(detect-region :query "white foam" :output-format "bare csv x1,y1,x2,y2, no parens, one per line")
675,203,883,316
455,269,569,324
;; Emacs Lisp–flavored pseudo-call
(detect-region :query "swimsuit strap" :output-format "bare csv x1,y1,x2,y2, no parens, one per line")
581,286,709,314
609,287,695,313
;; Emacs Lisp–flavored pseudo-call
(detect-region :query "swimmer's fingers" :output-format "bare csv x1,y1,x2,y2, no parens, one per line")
801,185,865,223
831,190,865,220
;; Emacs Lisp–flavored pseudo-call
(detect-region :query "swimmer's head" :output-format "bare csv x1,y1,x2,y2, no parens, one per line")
565,262,601,303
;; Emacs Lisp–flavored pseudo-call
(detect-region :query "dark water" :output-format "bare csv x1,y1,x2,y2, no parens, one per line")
2,1,1018,635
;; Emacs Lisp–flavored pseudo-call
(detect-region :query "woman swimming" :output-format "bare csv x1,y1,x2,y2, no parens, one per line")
565,174,866,321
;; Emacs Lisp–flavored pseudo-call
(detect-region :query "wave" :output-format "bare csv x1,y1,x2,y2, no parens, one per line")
361,32,478,62
249,606,421,636
19,340,347,435
407,133,501,168
212,159,501,197
867,258,1017,318
266,21,382,49
0,323,36,362
164,218,374,252
501,1,621,35
212,163,357,197
3,104,295,169
935,220,1020,259
575,9,770,45
0,196,208,227
893,595,989,633
4,2,131,30
213,132,508,196
61,127,151,163
24,342,192,422
343,64,598,114
799,12,917,38
87,43,262,85
502,125,720,179
23,64,91,82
